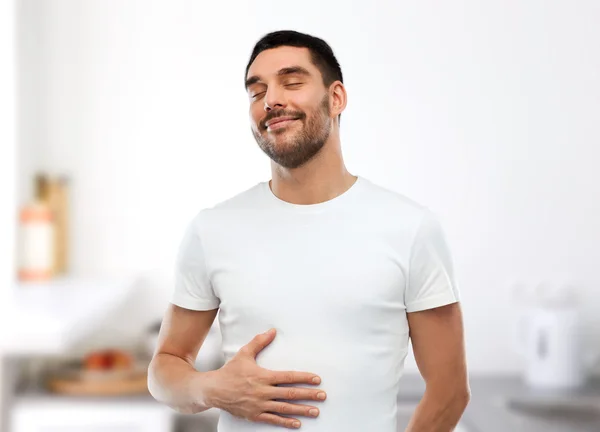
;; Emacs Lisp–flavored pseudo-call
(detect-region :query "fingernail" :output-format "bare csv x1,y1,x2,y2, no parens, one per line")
263,328,273,334
292,421,300,428
312,376,321,384
317,392,326,400
309,408,319,416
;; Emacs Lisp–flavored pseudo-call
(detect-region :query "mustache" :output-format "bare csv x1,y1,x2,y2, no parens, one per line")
260,110,305,130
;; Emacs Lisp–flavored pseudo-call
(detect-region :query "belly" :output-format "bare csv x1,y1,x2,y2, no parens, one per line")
216,326,409,432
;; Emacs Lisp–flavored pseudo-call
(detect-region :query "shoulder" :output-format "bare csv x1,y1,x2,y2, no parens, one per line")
186,181,268,229
360,177,425,211
211,182,267,211
358,176,434,231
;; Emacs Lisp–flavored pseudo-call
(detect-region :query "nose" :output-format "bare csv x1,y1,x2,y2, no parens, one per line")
264,86,286,112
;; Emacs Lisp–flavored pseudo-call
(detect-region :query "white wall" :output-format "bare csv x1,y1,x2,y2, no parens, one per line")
1,0,17,302
17,0,600,374
1,0,17,427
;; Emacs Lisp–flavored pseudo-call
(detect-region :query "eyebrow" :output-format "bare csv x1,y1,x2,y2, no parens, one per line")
245,66,311,89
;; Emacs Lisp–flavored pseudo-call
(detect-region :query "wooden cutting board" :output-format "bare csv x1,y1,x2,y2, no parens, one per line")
46,364,150,396
47,372,149,396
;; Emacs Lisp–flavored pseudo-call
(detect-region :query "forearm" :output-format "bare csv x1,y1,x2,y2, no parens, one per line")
405,386,470,432
147,352,217,415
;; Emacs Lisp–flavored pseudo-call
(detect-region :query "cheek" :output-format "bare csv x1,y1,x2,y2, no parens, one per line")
293,93,325,118
249,106,263,129
290,95,314,112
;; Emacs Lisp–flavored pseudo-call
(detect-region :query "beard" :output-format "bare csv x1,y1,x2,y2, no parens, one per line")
252,95,332,169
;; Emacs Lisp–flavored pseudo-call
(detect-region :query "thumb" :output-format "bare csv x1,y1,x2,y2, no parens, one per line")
241,328,276,359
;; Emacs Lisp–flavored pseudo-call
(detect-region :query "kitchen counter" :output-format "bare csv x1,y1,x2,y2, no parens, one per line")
0,276,135,355
399,374,600,432
10,373,600,432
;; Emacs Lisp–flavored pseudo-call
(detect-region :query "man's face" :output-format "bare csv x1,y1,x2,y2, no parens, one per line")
246,46,333,169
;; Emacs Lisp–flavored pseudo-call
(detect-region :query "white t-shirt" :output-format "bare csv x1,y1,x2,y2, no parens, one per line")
171,176,460,432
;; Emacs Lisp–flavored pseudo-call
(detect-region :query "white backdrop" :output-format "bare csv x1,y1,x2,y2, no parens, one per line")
1,0,16,426
16,0,600,374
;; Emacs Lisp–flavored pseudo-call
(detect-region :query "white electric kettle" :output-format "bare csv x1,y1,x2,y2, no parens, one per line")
516,283,598,390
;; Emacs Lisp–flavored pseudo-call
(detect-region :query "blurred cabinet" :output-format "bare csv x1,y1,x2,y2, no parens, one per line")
10,399,173,432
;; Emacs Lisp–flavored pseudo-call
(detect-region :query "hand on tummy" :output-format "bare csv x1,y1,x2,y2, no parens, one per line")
207,328,327,429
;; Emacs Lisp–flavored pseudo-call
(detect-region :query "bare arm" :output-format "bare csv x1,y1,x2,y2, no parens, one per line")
405,303,470,432
147,304,219,414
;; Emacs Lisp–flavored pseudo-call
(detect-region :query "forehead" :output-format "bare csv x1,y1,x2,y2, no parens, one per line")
247,46,318,79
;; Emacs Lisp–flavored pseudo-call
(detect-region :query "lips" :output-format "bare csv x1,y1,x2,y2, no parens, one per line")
265,116,298,130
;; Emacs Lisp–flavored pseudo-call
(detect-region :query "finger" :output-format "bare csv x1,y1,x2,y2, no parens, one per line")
240,328,276,358
264,401,320,418
268,371,322,386
268,386,327,402
255,413,301,429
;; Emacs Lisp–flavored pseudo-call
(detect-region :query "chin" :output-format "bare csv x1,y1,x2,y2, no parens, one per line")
271,137,299,152
267,127,294,137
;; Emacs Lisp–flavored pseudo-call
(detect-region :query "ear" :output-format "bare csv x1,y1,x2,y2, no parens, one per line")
329,81,347,119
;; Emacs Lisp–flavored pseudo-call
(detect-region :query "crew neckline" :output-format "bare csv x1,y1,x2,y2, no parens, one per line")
262,176,364,213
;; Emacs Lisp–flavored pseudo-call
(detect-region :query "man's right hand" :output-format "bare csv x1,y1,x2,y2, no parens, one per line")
204,328,327,429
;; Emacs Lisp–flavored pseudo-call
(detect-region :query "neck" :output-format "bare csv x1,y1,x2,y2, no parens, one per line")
269,134,357,205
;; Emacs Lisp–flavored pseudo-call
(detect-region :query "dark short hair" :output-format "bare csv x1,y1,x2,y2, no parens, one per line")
245,30,343,89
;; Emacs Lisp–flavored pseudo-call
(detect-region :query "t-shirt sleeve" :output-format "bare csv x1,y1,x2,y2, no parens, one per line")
170,215,220,311
405,210,460,313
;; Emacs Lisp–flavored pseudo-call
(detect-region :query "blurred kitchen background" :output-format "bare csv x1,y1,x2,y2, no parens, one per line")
1,0,599,431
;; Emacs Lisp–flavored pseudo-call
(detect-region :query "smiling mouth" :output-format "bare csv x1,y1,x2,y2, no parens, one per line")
266,118,298,131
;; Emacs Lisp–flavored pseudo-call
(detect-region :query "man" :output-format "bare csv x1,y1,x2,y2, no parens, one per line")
148,30,470,431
